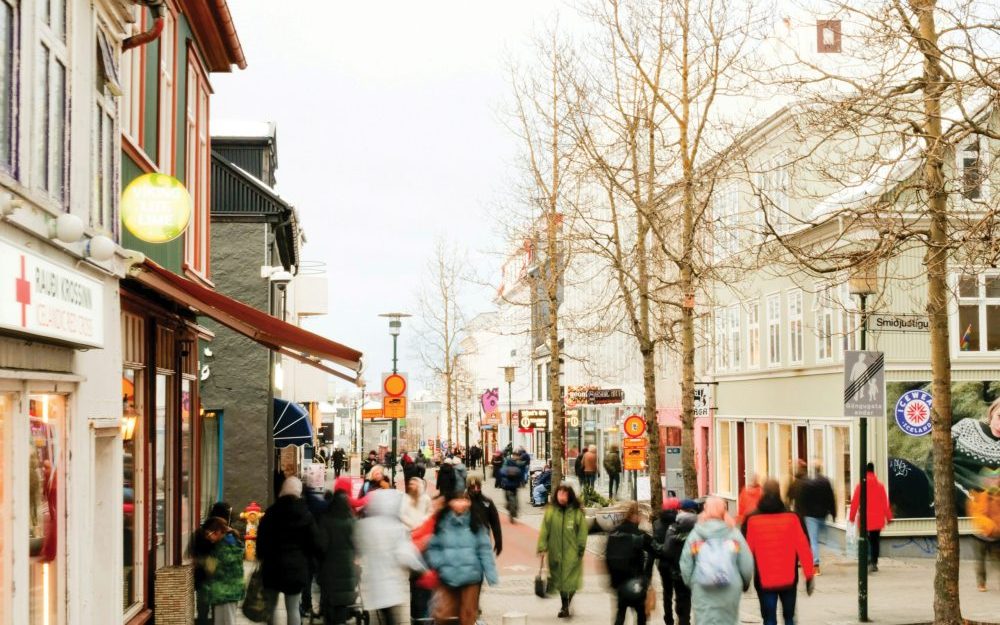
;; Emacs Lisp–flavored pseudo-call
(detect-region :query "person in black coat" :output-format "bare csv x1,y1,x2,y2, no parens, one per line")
256,477,320,623
608,502,654,625
491,451,504,488
467,475,503,555
652,499,695,625
437,461,457,498
316,488,357,625
332,447,346,478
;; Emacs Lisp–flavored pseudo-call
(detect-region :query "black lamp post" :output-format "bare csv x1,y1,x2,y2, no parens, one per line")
379,312,410,486
503,366,516,452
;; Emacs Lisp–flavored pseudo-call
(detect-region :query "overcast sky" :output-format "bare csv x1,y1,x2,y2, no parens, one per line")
211,2,573,397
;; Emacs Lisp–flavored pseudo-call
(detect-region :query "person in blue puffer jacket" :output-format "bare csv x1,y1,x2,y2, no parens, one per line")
425,492,499,625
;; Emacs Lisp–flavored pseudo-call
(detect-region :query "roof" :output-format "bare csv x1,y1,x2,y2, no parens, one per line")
211,120,276,141
180,0,246,71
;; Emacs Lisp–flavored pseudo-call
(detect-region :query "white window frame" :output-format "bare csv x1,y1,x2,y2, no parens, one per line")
32,0,70,206
728,304,741,370
767,293,782,367
157,9,175,173
839,282,859,356
92,20,119,234
713,183,739,261
120,5,144,144
714,308,728,372
954,271,1000,355
183,52,210,278
788,289,804,364
815,283,836,362
0,0,17,176
956,135,989,202
747,300,760,368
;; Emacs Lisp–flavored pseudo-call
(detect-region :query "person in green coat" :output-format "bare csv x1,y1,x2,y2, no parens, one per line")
537,484,589,618
199,516,246,625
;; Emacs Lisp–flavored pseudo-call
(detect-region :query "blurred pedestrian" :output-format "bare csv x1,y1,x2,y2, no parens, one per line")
786,460,808,510
437,459,458,498
582,445,599,492
736,475,762,526
467,475,503,555
453,456,469,494
657,499,698,625
680,498,753,625
538,485,588,618
332,446,346,478
651,498,680,625
401,477,433,530
969,468,1000,591
743,480,814,625
425,492,500,625
357,490,426,625
316,486,357,625
195,516,245,625
532,463,553,506
848,462,892,572
796,463,837,575
359,464,386,499
191,501,234,625
604,445,622,500
606,502,653,625
362,450,378,477
500,452,526,522
491,451,504,488
256,477,320,625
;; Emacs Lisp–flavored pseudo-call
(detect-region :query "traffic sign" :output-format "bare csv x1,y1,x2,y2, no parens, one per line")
362,408,383,419
844,351,885,418
623,437,648,450
624,446,646,470
383,373,407,397
623,415,646,438
383,396,407,419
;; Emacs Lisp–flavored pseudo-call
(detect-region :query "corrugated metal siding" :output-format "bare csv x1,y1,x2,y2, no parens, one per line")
213,145,264,180
121,154,183,273
211,153,287,216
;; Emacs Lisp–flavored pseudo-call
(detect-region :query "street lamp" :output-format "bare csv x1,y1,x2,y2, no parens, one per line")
849,263,877,623
502,366,516,453
380,312,411,485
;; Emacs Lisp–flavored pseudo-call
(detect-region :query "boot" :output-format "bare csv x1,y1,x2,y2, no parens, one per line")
558,594,569,618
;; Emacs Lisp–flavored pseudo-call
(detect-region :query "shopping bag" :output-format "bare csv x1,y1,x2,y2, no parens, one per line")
534,555,549,598
845,523,858,559
241,563,269,622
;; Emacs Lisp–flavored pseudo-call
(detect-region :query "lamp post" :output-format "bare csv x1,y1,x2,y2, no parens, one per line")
380,312,411,486
502,366,516,453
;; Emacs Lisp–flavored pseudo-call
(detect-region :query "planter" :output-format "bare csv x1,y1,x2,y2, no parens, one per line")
594,505,628,532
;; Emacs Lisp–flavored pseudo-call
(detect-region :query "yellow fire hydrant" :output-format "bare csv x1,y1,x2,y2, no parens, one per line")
240,501,264,561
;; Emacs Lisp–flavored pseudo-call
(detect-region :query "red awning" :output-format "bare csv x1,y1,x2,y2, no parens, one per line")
129,260,363,384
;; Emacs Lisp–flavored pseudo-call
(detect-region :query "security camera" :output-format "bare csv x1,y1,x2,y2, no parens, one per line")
269,270,293,290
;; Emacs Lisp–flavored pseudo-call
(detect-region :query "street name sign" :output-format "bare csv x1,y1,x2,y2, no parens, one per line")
844,350,885,418
866,313,929,333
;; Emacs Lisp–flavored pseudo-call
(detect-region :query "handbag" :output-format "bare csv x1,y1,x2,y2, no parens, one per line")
240,563,269,623
534,554,549,598
645,584,657,617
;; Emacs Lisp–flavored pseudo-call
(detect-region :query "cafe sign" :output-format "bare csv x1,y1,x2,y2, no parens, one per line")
518,409,549,430
587,388,624,404
1,240,104,348
121,173,192,243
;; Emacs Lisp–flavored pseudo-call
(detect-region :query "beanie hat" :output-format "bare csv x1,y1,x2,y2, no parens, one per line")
279,476,303,498
679,498,698,511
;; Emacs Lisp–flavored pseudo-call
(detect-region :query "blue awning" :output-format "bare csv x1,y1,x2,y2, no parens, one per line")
273,399,314,448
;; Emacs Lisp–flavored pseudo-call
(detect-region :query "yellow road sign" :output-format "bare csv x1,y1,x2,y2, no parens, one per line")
383,396,407,419
362,408,383,419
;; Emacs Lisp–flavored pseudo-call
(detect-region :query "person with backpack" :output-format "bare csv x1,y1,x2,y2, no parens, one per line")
657,499,698,625
604,445,623,500
500,453,526,521
538,485,589,618
315,485,357,625
606,502,653,625
680,498,753,625
743,480,815,625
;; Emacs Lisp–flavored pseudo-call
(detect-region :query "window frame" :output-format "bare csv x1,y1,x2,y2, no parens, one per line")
713,182,739,261
816,19,842,53
747,300,760,368
714,307,729,372
0,0,18,177
120,5,145,145
156,7,176,174
956,134,989,202
91,18,119,235
766,292,782,367
815,282,836,362
788,289,804,364
953,271,1000,355
32,0,71,207
728,304,741,371
183,48,211,278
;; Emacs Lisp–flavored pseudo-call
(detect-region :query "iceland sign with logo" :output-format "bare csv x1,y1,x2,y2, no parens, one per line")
894,389,933,437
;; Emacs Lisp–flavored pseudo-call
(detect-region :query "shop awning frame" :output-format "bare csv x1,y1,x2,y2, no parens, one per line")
129,260,363,384
273,398,314,448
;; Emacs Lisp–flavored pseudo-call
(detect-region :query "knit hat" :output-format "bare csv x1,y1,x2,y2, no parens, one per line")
662,497,681,511
333,476,353,494
679,498,698,511
279,476,303,498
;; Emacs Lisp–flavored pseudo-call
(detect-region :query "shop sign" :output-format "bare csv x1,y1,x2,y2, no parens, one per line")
518,409,548,430
586,388,624,404
480,388,499,414
482,412,501,427
894,390,932,437
565,385,597,408
694,384,712,417
0,240,104,348
120,173,192,243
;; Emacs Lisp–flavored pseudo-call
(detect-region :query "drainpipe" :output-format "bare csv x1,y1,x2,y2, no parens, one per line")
123,1,166,52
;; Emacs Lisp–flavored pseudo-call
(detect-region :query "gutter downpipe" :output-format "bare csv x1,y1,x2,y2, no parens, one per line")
123,1,166,52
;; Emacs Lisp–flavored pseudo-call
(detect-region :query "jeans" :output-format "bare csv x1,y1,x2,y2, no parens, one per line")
609,473,620,500
758,587,797,625
974,538,1000,587
869,530,881,566
264,589,303,625
212,603,238,625
804,516,825,565
532,483,549,505
583,473,596,490
196,589,211,625
505,488,519,518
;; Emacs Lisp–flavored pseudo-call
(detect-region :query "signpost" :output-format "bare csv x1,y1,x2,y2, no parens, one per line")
623,415,647,500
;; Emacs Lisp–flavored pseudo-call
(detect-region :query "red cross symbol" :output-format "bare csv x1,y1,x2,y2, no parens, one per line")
15,255,31,327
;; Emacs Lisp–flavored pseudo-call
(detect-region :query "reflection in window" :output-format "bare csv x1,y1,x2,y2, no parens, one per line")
122,369,141,611
180,379,192,560
28,394,66,625
777,424,793,495
200,409,220,522
753,423,769,480
155,374,170,568
717,421,732,495
0,393,11,625
832,426,850,521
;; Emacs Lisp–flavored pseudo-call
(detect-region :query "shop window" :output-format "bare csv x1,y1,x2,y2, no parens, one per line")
777,423,793,494
717,421,732,495
33,0,69,206
154,373,173,568
956,273,1000,352
0,393,11,625
0,0,16,175
179,378,193,560
788,290,803,364
832,425,851,521
767,294,781,366
122,369,142,613
28,393,66,625
753,422,769,479
747,302,760,367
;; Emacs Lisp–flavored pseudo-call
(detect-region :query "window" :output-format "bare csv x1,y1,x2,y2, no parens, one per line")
713,184,739,260
122,369,142,611
28,394,67,625
832,425,851,521
753,422,769,479
840,282,859,353
33,0,69,205
717,420,733,495
154,373,172,568
120,7,145,143
816,19,841,53
536,364,543,401
777,423,794,495
767,294,782,366
816,283,836,361
544,362,550,401
92,26,118,233
157,11,175,172
956,272,1000,352
0,393,11,625
747,301,760,367
184,54,210,276
0,0,16,174
714,309,728,371
728,305,741,370
757,160,790,235
179,379,193,560
788,290,803,363
958,137,987,201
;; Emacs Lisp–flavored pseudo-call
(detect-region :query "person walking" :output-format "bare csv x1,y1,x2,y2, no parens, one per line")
359,465,387,498
437,459,458,498
453,456,469,494
425,492,500,625
795,463,837,575
848,462,892,572
362,450,378,477
191,501,235,625
606,502,653,625
785,460,808,510
491,451,504,488
256,477,320,625
467,475,503,555
500,453,526,522
537,485,589,618
581,445,599,492
196,516,245,625
657,499,698,625
604,445,623,500
680,498,754,625
970,468,1000,591
316,485,358,625
332,447,346,478
357,489,426,625
743,480,815,625
651,498,680,625
736,475,763,526
401,477,433,530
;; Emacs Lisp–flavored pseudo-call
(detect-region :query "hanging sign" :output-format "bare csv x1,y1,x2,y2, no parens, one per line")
121,173,192,243
481,388,499,414
518,409,548,430
894,390,932,437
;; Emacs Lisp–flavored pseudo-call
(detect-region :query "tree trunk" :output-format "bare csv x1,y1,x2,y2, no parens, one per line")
914,2,961,622
547,214,565,495
679,179,699,497
446,370,453,446
641,343,662,512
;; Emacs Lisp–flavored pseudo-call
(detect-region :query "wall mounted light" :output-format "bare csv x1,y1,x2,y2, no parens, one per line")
86,235,116,261
49,213,85,243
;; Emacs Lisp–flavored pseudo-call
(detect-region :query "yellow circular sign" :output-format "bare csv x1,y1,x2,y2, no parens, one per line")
623,415,646,438
383,373,406,397
121,173,192,243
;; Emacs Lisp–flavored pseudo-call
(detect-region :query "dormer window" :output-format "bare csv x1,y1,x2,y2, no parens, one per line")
817,20,841,53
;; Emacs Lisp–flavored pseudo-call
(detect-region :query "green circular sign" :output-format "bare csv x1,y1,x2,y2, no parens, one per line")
121,173,192,243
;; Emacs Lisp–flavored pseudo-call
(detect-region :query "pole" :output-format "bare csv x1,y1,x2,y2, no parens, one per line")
507,380,513,453
391,333,398,486
858,293,869,622
465,413,470,457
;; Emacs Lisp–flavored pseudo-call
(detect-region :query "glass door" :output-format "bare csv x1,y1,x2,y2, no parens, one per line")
0,392,13,625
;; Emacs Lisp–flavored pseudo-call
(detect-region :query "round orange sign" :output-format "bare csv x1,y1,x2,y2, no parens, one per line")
623,415,646,438
383,373,407,397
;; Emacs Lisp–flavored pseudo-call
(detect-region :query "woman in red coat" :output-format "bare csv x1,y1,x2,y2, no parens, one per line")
849,462,892,572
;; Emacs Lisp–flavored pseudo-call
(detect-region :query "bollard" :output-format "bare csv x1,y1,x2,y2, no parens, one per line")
502,612,527,625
